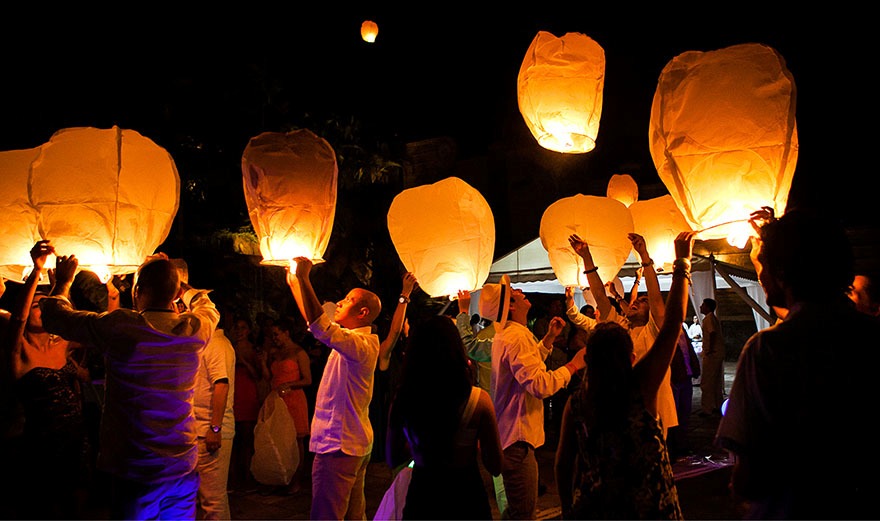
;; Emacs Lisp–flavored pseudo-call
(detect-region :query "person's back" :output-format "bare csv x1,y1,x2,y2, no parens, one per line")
40,252,219,519
717,208,880,519
386,315,502,520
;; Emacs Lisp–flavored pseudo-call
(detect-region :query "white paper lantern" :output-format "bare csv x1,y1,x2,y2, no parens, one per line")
387,177,494,299
0,147,42,281
241,129,338,266
606,173,639,207
649,43,797,247
540,194,633,288
518,31,606,154
629,195,693,272
30,126,180,280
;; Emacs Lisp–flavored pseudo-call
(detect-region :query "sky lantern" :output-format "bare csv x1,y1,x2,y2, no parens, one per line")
29,126,180,282
387,177,494,299
540,194,633,288
361,20,379,43
517,31,605,154
241,129,337,267
649,42,798,247
606,173,638,207
630,195,693,272
0,147,42,281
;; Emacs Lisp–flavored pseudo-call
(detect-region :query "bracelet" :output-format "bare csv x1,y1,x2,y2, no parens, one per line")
583,266,599,275
672,258,692,271
672,268,691,283
641,259,654,267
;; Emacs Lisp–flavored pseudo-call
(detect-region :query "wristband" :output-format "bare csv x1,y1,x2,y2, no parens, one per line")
641,259,654,267
583,266,598,275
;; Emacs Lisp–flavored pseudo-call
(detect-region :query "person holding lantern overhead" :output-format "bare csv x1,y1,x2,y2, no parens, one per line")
3,240,90,520
555,230,694,520
566,232,679,439
286,256,381,521
482,274,587,520
38,249,219,520
716,208,880,519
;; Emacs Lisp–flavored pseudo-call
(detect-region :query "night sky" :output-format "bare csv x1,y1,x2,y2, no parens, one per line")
2,8,876,259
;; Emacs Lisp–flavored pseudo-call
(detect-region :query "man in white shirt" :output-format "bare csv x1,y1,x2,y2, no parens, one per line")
287,256,381,521
482,274,586,519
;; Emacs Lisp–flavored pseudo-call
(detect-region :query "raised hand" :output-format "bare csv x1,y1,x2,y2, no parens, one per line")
30,240,55,271
53,254,79,286
674,231,697,260
457,289,472,314
293,256,313,279
402,272,418,296
568,234,592,260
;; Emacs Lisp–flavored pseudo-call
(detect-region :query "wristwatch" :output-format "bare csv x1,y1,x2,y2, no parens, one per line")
210,424,221,434
398,295,410,304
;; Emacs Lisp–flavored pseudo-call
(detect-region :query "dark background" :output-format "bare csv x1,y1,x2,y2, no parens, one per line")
1,7,876,318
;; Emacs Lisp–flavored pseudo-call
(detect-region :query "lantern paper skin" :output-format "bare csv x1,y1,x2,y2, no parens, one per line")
518,31,606,154
361,20,378,43
242,130,337,266
29,126,180,277
649,43,797,246
606,173,639,208
387,177,494,299
540,194,633,289
630,195,693,272
0,147,42,281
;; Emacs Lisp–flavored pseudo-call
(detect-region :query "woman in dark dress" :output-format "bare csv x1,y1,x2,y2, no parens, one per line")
386,315,503,520
556,231,695,520
3,240,89,519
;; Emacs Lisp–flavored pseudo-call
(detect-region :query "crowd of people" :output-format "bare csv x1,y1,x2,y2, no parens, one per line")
0,206,877,520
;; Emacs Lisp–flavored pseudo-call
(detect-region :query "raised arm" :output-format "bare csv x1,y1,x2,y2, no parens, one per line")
288,257,324,325
455,289,492,363
630,233,664,326
564,286,597,333
379,272,418,371
639,231,695,411
568,234,612,320
6,241,55,366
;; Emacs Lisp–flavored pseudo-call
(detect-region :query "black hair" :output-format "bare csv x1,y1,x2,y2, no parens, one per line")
759,208,854,301
393,315,473,460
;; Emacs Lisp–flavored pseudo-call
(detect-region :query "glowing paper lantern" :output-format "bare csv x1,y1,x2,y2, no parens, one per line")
242,129,338,266
30,126,180,280
0,147,42,281
361,20,379,43
629,195,693,272
540,194,633,288
387,177,494,299
606,173,639,208
517,31,605,154
649,43,797,247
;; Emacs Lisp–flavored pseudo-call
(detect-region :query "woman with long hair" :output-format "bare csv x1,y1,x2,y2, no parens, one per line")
555,231,695,520
386,315,503,520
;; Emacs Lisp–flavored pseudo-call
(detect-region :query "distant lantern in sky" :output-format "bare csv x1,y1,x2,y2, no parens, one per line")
387,176,494,299
361,20,379,43
0,147,42,281
630,195,693,272
29,126,180,282
241,129,338,266
540,194,633,288
518,31,605,154
649,42,797,248
606,173,639,207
